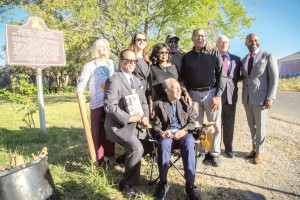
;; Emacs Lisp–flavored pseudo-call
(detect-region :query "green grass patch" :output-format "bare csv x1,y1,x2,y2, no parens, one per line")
0,93,154,199
277,77,300,92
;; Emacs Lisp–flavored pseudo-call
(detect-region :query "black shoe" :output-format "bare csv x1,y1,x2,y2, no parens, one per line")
203,153,213,161
225,150,236,158
185,185,199,200
153,182,170,200
119,180,136,199
116,153,126,164
211,156,221,167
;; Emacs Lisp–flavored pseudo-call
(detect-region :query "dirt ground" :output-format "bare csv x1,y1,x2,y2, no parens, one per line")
135,104,300,200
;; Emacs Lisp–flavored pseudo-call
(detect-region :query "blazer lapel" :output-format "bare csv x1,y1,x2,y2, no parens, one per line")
163,101,171,122
252,50,263,73
119,72,131,93
136,62,146,78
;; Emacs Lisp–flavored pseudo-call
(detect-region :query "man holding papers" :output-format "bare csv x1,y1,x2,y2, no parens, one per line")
104,49,149,199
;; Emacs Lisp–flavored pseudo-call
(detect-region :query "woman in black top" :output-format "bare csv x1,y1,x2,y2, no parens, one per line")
148,43,179,116
128,32,151,94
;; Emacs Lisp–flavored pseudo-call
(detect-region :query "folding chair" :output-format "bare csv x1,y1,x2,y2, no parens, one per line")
147,122,215,185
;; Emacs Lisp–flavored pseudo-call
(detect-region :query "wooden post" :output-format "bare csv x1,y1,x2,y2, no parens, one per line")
77,92,98,168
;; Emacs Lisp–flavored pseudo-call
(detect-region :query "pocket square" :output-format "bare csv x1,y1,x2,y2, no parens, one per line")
261,59,266,63
139,85,144,90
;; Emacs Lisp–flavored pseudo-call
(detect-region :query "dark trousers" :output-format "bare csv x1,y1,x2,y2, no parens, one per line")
157,133,195,186
221,103,236,152
91,107,115,163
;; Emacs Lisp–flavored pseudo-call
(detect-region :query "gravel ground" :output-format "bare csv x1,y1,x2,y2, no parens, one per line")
137,104,300,200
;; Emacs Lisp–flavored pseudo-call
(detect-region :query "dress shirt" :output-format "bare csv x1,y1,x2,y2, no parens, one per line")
168,101,181,132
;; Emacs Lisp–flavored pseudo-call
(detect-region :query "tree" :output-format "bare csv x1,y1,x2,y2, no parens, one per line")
1,0,254,86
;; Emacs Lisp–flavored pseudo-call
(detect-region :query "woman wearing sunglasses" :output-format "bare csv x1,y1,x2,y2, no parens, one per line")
128,32,151,94
148,43,179,117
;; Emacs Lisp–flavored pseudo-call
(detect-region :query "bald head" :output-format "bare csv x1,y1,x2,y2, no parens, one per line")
245,33,260,53
216,35,230,55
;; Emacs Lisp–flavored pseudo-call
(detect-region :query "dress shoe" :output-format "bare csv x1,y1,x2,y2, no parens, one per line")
225,150,236,158
203,153,213,161
119,180,136,199
153,181,170,200
185,184,200,200
254,154,264,164
211,156,221,167
245,150,256,159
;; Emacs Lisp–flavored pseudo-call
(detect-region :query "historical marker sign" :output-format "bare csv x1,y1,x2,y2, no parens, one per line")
5,17,66,68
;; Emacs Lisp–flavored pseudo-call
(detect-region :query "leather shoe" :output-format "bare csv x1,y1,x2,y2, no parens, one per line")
254,154,264,164
211,156,221,167
153,182,170,200
225,150,236,158
119,180,136,199
245,150,256,159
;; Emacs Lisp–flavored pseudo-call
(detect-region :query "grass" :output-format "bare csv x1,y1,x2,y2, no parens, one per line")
237,77,300,92
0,93,154,200
277,77,300,92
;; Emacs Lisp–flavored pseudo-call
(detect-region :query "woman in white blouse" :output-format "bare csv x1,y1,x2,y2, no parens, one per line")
77,38,116,165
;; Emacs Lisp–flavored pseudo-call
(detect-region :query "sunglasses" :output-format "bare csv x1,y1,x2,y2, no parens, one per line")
122,59,138,65
168,41,178,45
159,51,169,55
136,38,147,42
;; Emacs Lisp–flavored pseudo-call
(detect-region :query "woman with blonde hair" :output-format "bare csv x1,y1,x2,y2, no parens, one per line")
77,38,116,165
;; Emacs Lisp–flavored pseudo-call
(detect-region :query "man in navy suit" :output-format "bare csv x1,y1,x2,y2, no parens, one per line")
216,35,242,158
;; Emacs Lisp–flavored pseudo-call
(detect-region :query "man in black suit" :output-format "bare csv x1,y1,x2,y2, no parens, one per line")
152,78,199,200
216,35,242,158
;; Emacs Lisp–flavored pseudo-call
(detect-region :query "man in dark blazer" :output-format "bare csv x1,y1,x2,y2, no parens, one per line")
152,78,199,200
241,33,278,164
216,35,242,158
104,49,149,198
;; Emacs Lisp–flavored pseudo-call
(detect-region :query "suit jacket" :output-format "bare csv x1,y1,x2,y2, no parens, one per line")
152,96,196,139
104,71,149,143
220,53,242,105
241,49,279,105
133,59,150,93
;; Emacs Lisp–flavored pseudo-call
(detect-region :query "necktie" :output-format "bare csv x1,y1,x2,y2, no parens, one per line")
130,77,135,89
248,53,254,75
222,55,230,76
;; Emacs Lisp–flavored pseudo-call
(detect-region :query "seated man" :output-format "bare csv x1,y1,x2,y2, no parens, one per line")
104,49,149,199
152,78,199,200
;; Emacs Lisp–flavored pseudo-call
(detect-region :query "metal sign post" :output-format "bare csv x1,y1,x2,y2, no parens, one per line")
36,67,46,133
5,17,66,133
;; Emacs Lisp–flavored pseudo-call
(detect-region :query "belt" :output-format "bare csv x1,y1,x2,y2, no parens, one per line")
191,85,215,92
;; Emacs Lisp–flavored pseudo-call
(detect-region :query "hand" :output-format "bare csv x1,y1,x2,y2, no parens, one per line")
160,130,173,138
139,116,149,126
263,99,273,109
204,43,212,51
173,129,187,140
130,114,142,123
184,91,193,106
210,96,221,111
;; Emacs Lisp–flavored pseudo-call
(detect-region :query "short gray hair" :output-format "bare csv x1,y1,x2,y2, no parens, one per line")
162,78,177,91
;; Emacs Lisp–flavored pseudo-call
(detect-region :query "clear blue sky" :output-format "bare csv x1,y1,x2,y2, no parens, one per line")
1,0,300,66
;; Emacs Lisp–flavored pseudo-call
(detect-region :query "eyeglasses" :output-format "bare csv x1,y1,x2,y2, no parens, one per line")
122,59,138,65
168,40,178,45
159,51,169,55
136,38,147,42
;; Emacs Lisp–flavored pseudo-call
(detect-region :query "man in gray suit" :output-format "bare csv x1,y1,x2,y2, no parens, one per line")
242,33,278,164
216,35,242,158
104,49,149,198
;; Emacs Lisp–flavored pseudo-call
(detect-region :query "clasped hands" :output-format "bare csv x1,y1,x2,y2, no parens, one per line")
130,114,149,130
160,128,187,140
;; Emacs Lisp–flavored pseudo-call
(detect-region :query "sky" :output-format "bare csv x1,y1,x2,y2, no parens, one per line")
1,0,300,66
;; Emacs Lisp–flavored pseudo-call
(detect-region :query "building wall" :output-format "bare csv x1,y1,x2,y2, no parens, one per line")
278,59,300,78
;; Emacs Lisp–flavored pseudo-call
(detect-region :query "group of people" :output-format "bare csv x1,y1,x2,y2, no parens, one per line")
77,28,279,200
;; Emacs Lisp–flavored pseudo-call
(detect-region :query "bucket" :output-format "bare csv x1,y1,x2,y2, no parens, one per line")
0,157,58,200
